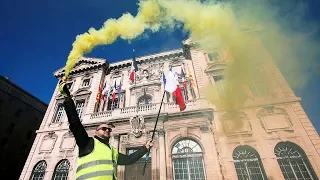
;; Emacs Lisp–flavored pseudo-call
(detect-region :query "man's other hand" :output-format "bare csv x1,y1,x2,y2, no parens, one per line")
145,140,153,150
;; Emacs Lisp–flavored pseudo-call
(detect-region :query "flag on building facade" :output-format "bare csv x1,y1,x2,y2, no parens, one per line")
187,65,195,87
118,77,123,100
106,82,113,101
164,69,186,111
181,68,187,88
129,49,138,83
162,71,166,86
96,83,102,102
111,80,117,101
100,80,107,100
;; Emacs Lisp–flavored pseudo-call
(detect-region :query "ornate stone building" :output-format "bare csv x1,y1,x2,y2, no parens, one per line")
19,39,320,180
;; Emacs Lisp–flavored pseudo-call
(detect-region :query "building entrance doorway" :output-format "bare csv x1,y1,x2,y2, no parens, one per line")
125,148,152,180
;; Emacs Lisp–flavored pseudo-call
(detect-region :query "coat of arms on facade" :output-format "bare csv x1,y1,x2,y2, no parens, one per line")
130,115,145,138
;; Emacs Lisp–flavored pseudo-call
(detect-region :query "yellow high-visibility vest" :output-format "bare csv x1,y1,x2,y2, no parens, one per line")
76,137,119,180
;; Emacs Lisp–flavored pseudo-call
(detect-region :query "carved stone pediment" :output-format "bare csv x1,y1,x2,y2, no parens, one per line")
54,57,107,77
130,115,145,138
205,61,229,75
257,106,293,132
73,89,91,97
220,111,252,136
60,132,76,152
39,132,58,153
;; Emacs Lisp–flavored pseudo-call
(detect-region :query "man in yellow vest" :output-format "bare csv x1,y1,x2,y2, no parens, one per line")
59,81,152,180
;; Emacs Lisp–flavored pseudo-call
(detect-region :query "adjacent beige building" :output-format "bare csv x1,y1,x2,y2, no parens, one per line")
19,39,320,180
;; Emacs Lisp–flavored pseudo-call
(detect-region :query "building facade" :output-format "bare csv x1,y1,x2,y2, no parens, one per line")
19,39,320,180
0,75,48,179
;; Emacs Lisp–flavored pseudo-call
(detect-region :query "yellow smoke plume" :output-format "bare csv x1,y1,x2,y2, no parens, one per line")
64,0,163,78
64,0,318,113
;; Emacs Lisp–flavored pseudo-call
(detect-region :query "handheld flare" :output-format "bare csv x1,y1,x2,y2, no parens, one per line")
59,78,71,98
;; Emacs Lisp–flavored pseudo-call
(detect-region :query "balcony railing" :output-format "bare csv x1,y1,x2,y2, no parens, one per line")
85,99,210,123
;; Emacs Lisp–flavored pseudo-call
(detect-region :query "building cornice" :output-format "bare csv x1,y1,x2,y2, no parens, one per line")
109,49,184,70
54,57,109,78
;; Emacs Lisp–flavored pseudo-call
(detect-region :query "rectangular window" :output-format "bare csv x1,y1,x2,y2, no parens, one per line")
249,81,260,96
82,79,90,87
166,92,171,103
15,109,22,117
0,138,8,148
208,52,220,62
107,98,119,110
180,87,188,101
7,123,15,134
213,75,226,98
76,100,85,119
0,99,3,112
249,81,266,96
54,104,64,123
66,82,73,89
190,87,196,99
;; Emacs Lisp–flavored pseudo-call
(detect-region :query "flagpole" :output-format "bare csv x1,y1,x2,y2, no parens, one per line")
142,90,166,175
133,49,139,113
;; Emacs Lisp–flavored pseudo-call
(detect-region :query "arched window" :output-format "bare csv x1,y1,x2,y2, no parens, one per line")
233,145,267,180
29,160,47,180
274,142,318,180
52,159,70,180
172,139,206,180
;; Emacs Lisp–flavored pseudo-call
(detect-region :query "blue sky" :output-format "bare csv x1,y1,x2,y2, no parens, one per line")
0,0,319,133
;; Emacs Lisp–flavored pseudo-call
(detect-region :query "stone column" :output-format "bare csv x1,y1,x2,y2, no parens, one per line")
117,135,127,180
158,129,167,180
112,134,120,150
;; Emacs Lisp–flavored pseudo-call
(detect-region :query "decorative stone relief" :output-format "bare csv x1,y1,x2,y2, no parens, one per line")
113,133,120,141
130,115,145,138
60,132,76,152
158,129,165,136
120,134,129,144
170,58,183,66
220,111,252,136
39,132,58,153
257,106,293,133
131,63,164,83
200,125,210,133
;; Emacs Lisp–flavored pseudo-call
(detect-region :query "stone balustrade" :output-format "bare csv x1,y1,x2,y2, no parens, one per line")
84,99,210,123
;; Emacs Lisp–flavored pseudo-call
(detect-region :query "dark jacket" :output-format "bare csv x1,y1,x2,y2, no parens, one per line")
63,97,148,165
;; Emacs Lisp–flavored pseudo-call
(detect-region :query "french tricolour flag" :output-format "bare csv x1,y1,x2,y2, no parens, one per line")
163,68,186,111
100,80,107,100
129,49,138,83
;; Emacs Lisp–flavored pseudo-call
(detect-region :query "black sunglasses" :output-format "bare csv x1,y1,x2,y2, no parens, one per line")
98,127,112,132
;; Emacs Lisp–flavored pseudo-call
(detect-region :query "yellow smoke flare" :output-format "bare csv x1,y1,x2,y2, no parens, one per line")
63,0,162,78
63,0,318,113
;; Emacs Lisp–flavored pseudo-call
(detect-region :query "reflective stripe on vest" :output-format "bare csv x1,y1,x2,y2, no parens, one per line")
76,170,113,180
76,160,113,172
76,137,119,180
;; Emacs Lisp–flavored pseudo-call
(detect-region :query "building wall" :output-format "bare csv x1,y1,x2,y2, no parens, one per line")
187,40,320,179
19,41,320,180
0,76,47,180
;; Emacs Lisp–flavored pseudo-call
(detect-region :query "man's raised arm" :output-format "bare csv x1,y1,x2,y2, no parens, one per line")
60,82,90,148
